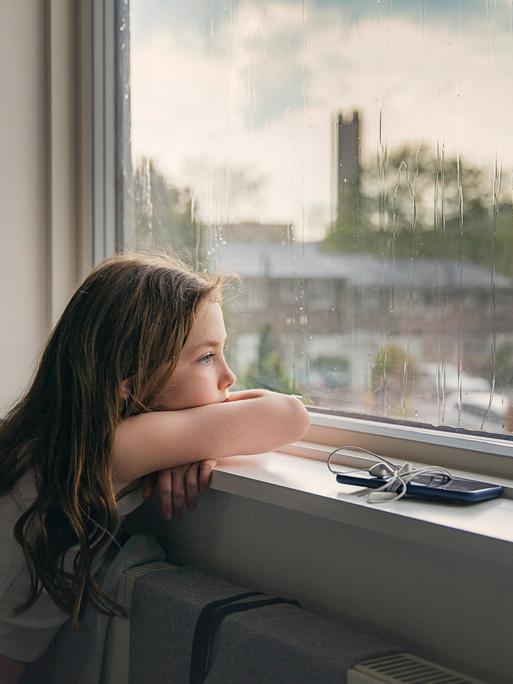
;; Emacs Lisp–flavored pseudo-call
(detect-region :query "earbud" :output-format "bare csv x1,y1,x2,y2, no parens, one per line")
328,444,453,506
369,463,395,478
368,490,398,503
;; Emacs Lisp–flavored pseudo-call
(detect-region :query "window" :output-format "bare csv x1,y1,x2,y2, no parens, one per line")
240,279,268,312
306,280,337,311
119,0,513,449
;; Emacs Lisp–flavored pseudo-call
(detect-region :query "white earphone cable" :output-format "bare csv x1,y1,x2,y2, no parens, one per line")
327,445,453,504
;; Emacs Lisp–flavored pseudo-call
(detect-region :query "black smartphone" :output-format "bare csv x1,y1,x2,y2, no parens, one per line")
335,471,503,503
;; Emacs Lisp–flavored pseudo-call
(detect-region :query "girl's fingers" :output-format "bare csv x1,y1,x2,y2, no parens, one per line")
157,469,174,520
171,465,187,517
152,461,216,521
199,460,217,492
185,462,200,511
142,475,154,499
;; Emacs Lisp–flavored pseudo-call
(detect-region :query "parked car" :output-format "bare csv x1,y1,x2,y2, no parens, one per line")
443,391,511,432
417,362,490,398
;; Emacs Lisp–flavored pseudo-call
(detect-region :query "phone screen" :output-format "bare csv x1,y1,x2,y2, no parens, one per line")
411,475,490,492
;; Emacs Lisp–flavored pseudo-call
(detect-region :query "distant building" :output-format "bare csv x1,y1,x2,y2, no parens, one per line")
217,222,293,244
213,236,513,338
331,110,361,226
208,225,513,401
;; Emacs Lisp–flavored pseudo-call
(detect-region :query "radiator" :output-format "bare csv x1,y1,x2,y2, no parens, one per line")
101,562,482,684
347,653,484,684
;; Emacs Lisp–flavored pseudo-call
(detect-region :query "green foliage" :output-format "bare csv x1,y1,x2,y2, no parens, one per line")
371,344,416,416
494,342,513,390
241,324,297,394
323,145,513,276
310,354,350,373
133,157,206,268
478,341,513,391
371,344,415,390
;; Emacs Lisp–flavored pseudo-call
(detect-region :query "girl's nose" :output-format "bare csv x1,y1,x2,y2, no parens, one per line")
219,362,236,390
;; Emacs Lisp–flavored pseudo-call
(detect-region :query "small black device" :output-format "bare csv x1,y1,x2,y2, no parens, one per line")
336,471,503,503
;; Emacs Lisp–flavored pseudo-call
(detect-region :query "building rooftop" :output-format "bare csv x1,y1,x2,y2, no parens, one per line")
212,240,512,289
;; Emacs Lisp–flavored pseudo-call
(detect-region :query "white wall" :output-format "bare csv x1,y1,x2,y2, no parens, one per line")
0,1,49,414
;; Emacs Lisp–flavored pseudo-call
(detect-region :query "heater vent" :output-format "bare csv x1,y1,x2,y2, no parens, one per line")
348,652,483,684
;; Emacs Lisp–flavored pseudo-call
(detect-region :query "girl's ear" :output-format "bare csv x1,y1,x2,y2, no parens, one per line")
120,378,133,401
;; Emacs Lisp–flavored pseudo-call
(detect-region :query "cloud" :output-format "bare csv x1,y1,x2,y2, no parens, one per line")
130,0,513,238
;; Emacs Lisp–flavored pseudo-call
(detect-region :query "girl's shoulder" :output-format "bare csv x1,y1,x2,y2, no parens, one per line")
4,441,39,503
0,469,37,516
7,467,145,517
0,474,33,598
1,471,144,555
12,468,37,502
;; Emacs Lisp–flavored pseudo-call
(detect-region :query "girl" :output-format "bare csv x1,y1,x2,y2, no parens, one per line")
0,251,310,683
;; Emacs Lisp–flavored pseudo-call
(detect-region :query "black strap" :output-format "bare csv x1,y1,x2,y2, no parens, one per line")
190,593,301,684
190,592,263,684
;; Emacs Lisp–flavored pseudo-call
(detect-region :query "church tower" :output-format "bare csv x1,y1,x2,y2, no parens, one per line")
331,110,362,227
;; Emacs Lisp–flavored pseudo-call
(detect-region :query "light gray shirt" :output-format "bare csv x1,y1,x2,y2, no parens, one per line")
0,468,144,663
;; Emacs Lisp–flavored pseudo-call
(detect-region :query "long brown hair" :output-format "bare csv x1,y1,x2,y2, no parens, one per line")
0,251,222,627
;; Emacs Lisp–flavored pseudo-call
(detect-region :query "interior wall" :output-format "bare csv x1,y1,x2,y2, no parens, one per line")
0,1,48,414
124,490,511,684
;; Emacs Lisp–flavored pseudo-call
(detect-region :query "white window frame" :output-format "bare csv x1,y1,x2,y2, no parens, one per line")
89,0,134,265
292,412,513,481
46,0,132,322
81,0,513,481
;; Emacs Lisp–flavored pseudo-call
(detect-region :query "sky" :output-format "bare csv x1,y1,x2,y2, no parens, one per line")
130,0,513,240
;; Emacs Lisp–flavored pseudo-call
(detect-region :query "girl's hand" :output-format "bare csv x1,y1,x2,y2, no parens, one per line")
141,460,217,519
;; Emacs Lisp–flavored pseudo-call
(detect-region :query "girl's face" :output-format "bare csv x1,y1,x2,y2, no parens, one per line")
152,300,236,411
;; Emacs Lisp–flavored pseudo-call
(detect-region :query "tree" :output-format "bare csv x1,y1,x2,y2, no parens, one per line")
133,157,206,268
323,143,513,276
182,159,267,219
310,354,351,390
472,341,513,391
495,342,513,390
371,343,415,417
242,324,297,394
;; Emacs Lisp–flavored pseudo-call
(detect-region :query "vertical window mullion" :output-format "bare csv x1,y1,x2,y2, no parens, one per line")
92,0,116,265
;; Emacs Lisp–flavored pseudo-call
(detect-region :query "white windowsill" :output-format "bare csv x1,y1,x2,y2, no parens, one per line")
308,411,513,459
210,448,513,569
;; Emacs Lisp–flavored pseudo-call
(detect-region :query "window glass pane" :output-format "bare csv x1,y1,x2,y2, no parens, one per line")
126,0,513,437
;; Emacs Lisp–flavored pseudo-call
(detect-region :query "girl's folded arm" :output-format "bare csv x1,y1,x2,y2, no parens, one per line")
112,391,310,488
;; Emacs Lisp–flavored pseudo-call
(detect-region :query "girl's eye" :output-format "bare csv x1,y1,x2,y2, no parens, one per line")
198,352,215,365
